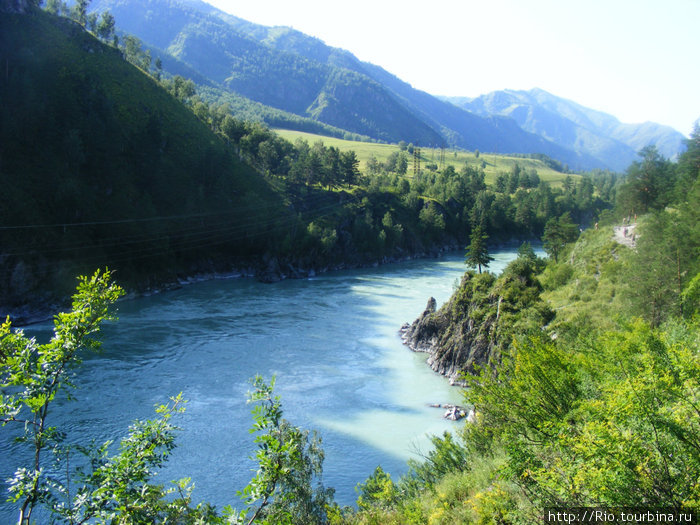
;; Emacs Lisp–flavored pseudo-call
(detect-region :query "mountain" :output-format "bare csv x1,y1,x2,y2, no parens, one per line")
90,0,443,146
89,0,601,170
449,88,687,171
0,5,291,314
214,19,596,164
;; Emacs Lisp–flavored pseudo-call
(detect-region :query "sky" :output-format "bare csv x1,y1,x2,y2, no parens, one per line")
204,0,699,137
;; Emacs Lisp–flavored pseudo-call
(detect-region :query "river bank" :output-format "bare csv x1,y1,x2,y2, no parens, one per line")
4,233,538,328
399,243,547,386
2,241,465,326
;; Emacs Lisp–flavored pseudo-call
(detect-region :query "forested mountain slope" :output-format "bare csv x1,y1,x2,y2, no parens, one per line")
90,0,444,146
0,7,290,316
89,0,602,169
222,18,599,168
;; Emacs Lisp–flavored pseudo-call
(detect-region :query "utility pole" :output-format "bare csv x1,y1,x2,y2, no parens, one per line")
413,145,421,177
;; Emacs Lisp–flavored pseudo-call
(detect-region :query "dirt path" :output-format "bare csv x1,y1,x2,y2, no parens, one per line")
613,223,637,248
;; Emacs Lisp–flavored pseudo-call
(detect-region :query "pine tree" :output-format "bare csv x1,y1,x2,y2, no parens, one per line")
465,225,494,273
542,212,578,262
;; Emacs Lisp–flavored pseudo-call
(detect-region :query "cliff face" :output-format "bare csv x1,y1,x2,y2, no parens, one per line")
401,258,552,384
401,272,500,385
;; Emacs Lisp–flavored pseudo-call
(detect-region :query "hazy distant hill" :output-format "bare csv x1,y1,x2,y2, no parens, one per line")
449,88,686,171
89,0,604,170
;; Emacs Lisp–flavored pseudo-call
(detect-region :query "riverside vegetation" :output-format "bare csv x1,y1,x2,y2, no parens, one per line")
2,2,699,524
339,130,700,524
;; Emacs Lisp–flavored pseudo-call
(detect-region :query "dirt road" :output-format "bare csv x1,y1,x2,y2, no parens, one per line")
613,223,637,248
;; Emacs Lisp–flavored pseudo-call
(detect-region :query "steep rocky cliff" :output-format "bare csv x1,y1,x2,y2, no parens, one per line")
401,256,553,384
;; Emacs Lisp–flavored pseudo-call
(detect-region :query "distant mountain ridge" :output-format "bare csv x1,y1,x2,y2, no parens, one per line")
447,88,686,171
90,0,684,171
90,0,444,146
212,17,592,163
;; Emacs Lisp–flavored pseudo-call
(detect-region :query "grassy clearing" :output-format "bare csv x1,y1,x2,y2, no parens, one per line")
273,129,579,186
540,225,631,334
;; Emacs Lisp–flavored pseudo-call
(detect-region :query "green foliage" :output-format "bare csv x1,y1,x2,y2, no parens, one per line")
538,226,628,337
95,11,115,43
466,335,581,452
621,192,699,326
674,124,700,200
44,0,67,15
682,272,700,319
465,320,700,510
616,146,675,215
355,467,398,512
541,261,574,290
402,433,471,496
464,225,493,274
62,395,219,524
542,212,579,262
121,34,152,71
618,136,700,325
418,202,446,241
70,0,89,27
516,241,536,262
233,375,334,525
1,270,123,523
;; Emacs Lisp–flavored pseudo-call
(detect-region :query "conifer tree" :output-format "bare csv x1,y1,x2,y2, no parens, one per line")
465,225,494,273
542,212,578,262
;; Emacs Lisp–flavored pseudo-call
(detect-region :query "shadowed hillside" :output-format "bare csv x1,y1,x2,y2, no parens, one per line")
0,7,290,315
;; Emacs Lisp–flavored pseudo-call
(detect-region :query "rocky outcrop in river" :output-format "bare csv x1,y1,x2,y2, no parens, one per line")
400,258,552,385
400,272,501,385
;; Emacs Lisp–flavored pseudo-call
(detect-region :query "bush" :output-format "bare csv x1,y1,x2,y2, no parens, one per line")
541,263,574,290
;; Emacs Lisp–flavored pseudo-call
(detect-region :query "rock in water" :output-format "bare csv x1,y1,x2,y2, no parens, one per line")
400,273,500,385
401,265,551,385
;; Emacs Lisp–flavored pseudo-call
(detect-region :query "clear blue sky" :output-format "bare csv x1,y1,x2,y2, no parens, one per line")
205,0,699,136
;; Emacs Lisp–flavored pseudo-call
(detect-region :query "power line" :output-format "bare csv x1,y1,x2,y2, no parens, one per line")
0,189,362,278
0,206,278,231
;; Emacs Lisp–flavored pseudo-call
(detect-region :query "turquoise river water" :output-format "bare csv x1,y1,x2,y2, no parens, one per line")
0,248,526,520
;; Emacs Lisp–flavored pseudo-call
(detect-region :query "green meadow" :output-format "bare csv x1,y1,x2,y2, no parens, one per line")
273,129,579,186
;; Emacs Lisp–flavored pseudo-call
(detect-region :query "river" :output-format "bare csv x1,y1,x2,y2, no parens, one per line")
0,247,526,520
